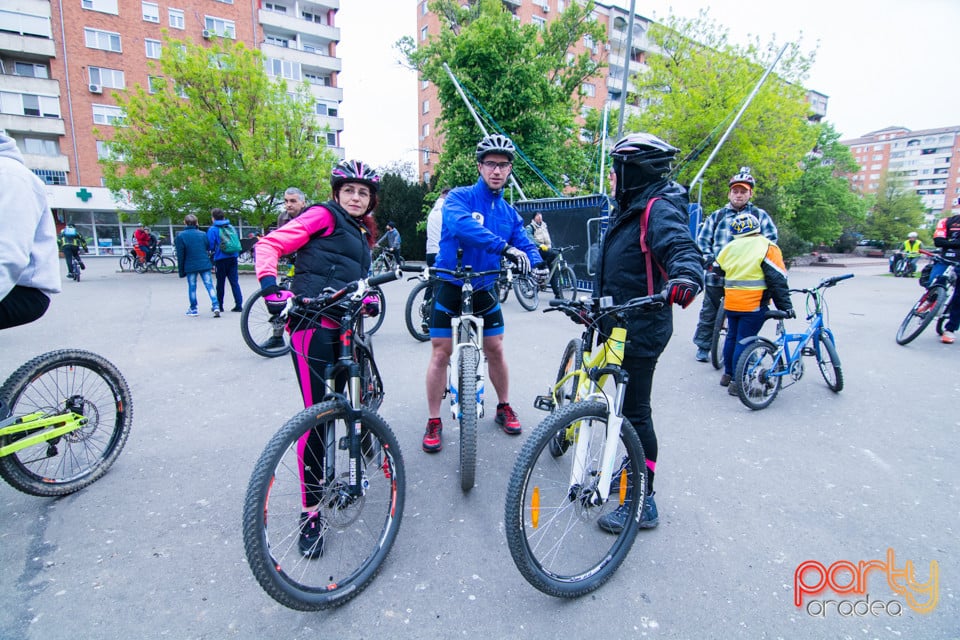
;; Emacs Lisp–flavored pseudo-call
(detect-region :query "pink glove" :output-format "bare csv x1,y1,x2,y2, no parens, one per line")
361,295,380,317
264,289,294,315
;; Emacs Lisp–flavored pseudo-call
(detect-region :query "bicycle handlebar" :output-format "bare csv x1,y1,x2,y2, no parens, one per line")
296,268,400,309
919,249,960,266
788,273,855,295
546,292,667,326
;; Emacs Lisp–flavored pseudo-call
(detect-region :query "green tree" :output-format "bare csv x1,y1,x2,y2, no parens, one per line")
374,171,430,261
782,122,867,246
398,0,607,198
98,36,336,230
628,10,819,214
862,171,927,249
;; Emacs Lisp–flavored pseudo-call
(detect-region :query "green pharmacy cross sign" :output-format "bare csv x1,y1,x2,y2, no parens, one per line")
76,188,93,202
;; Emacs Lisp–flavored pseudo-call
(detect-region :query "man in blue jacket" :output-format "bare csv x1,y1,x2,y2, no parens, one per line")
206,208,243,312
176,214,220,317
421,134,547,452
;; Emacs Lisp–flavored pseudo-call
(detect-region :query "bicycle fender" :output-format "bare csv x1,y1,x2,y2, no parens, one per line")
737,335,776,350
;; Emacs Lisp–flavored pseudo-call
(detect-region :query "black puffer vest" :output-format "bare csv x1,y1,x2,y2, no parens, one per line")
291,200,372,297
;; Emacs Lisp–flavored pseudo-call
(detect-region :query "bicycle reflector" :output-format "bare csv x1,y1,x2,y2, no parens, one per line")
531,486,540,529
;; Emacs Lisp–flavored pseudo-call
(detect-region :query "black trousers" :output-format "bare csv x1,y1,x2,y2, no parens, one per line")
0,286,51,330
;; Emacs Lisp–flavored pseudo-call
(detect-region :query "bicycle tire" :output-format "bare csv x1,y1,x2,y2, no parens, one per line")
815,331,843,392
555,266,578,300
0,350,132,496
156,256,176,274
513,274,539,311
242,400,404,611
549,338,584,457
936,315,946,336
356,340,384,412
404,280,432,342
119,255,134,272
710,306,727,370
240,289,291,358
364,286,386,336
895,285,946,345
735,341,782,410
458,344,479,491
505,401,645,598
71,258,81,282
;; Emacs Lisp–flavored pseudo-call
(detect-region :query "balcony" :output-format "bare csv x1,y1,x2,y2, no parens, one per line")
0,113,65,136
315,114,344,132
262,41,341,73
307,83,342,103
0,74,59,96
0,31,56,58
22,152,70,173
259,9,339,44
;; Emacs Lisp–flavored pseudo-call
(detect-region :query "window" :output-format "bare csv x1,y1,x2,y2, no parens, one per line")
81,0,118,14
216,0,233,4
0,93,60,118
265,35,289,48
204,17,236,39
325,132,337,147
421,78,429,90
14,62,48,78
169,8,184,29
21,137,59,156
264,2,286,13
423,149,431,165
84,28,122,52
422,123,429,138
532,16,546,28
89,67,125,89
92,104,125,126
422,99,429,114
422,1,428,16
32,169,67,186
145,39,162,59
582,82,596,97
302,11,326,24
304,72,331,86
421,26,428,41
265,58,301,81
96,140,113,159
315,101,338,117
142,1,159,22
147,76,164,94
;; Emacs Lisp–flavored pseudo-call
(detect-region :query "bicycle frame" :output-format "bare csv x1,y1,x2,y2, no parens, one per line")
449,280,486,420
0,410,87,457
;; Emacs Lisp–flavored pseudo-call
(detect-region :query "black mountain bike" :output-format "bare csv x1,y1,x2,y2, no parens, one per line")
242,269,405,611
896,253,959,345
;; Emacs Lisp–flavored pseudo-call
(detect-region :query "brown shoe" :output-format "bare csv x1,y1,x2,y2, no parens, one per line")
719,373,732,387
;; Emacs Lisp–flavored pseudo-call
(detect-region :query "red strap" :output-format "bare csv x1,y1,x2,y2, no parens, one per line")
639,198,667,296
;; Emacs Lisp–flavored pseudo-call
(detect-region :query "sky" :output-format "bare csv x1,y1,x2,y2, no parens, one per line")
335,0,960,171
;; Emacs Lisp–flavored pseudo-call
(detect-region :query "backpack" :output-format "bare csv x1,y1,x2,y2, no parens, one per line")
218,224,241,254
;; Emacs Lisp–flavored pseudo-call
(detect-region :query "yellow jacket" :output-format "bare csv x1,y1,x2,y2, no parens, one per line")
717,234,789,312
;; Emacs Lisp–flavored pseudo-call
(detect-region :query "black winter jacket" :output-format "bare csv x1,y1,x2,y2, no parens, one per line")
596,180,704,358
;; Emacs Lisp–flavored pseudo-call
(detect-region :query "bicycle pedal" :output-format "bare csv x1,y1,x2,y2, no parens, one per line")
534,395,555,411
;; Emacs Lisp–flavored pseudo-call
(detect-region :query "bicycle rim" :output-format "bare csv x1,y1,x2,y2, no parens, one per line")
505,401,645,598
356,341,384,412
557,267,578,300
158,257,176,273
549,339,584,457
364,287,385,336
240,290,291,358
735,342,781,410
458,345,478,491
0,350,132,496
815,331,844,392
710,308,726,370
242,401,404,611
514,275,539,311
119,255,132,272
404,280,431,342
895,286,945,345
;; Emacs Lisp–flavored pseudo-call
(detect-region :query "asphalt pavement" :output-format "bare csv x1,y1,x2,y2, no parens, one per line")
0,257,957,639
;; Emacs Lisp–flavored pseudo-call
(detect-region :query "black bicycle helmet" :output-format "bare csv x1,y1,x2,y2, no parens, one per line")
611,133,678,203
729,167,756,189
331,159,381,193
476,134,516,162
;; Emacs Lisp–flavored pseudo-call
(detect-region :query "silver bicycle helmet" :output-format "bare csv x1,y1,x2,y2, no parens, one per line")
476,134,516,162
729,167,756,189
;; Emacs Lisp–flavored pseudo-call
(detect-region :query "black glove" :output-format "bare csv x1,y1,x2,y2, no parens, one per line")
665,278,699,309
502,245,531,275
784,308,796,319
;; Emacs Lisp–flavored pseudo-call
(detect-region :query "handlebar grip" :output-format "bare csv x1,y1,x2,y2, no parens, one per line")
766,309,791,319
369,268,401,287
400,264,425,273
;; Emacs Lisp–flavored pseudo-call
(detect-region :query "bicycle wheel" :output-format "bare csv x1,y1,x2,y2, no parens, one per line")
119,255,134,272
735,341,782,410
555,266,578,300
895,286,946,345
505,401,645,598
242,400,404,611
710,307,727,370
458,344,479,491
513,274,539,311
364,286,386,336
0,350,133,496
156,256,176,274
548,338,584,457
240,289,291,358
404,280,432,342
355,340,384,412
71,258,81,282
815,331,844,392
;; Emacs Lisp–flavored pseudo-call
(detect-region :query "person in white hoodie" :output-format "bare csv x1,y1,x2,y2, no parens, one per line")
0,130,61,329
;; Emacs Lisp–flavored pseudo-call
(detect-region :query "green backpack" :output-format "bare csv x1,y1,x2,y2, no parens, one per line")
218,224,242,254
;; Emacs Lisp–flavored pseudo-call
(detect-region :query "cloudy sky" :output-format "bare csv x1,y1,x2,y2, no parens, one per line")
335,0,960,170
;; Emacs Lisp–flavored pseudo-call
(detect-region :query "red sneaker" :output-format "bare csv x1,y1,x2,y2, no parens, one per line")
422,418,442,452
495,403,521,435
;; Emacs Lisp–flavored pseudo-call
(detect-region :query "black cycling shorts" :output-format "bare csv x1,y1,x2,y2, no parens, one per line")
429,280,504,339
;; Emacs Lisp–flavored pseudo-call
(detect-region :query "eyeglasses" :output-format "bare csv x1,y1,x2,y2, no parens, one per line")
480,161,512,171
340,185,372,199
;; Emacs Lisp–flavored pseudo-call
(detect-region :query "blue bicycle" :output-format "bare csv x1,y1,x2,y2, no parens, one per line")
733,274,854,410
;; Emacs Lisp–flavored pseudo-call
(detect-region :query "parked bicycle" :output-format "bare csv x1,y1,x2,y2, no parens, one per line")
241,269,405,611
513,245,579,311
733,274,853,410
504,293,665,597
370,246,403,275
119,244,176,274
709,299,727,370
896,251,959,345
0,349,133,496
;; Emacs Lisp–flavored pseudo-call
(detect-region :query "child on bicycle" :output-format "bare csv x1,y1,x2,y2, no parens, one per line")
715,213,794,395
0,130,60,329
58,223,87,280
254,159,381,558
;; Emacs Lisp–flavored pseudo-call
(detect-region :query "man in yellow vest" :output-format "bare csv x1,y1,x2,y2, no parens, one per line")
902,231,922,276
716,213,794,396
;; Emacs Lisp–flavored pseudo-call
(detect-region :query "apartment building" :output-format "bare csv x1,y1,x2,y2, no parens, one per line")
415,0,829,185
842,125,960,219
1,0,343,254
